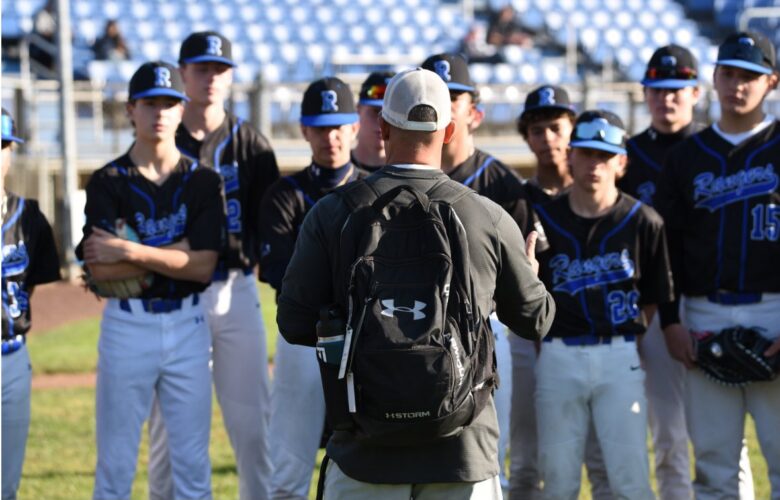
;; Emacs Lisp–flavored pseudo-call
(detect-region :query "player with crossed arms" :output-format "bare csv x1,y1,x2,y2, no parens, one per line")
146,31,280,500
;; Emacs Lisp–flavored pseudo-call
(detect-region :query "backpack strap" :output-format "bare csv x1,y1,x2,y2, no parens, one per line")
425,178,473,205
337,179,380,211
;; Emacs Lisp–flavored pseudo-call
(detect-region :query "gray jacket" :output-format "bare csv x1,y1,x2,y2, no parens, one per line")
277,166,554,483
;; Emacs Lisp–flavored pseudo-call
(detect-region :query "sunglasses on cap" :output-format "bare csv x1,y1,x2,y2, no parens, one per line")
364,84,387,100
646,65,697,81
719,41,770,66
574,119,625,146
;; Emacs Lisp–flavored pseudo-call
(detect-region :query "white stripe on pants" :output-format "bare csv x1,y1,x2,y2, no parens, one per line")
2,345,31,500
684,295,780,500
94,297,212,500
148,272,272,500
535,338,653,500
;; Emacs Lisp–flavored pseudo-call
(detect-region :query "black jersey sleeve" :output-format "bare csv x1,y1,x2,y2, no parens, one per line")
186,169,225,252
25,200,61,287
76,169,121,260
258,179,299,292
637,209,674,306
656,145,686,327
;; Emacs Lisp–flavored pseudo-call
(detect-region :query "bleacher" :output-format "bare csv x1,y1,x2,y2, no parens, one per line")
2,0,740,87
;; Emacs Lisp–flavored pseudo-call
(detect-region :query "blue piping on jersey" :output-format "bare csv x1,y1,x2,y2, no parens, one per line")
462,156,495,187
599,201,642,334
627,139,662,172
128,183,157,219
693,134,727,290
2,198,25,233
534,203,595,335
213,120,242,175
282,176,317,207
1,198,24,334
172,161,198,210
737,132,780,289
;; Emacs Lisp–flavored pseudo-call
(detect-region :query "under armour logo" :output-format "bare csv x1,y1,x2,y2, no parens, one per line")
433,60,451,82
154,67,172,88
321,90,338,112
738,37,755,46
661,55,677,66
381,299,427,320
206,35,223,56
538,87,556,106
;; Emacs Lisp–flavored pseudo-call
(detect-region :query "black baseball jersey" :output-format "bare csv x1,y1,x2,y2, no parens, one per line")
619,123,701,207
350,151,383,173
657,122,780,326
176,114,279,273
258,163,367,292
2,193,61,339
447,149,531,229
535,193,673,338
77,153,224,299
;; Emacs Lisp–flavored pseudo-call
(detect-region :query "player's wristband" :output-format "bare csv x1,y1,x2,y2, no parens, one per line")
658,299,681,330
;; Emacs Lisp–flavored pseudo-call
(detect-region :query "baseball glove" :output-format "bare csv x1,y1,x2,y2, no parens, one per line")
85,219,153,299
695,327,780,387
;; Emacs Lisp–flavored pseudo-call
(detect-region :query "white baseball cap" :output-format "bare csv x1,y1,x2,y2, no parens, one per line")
380,68,452,132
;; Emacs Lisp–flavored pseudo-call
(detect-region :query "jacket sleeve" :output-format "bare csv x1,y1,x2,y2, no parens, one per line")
276,195,348,347
492,209,556,340
258,180,299,292
656,146,686,328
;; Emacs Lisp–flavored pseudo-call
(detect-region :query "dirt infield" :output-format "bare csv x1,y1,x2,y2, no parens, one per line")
30,281,105,335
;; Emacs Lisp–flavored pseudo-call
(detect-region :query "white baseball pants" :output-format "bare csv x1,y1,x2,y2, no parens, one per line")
683,294,780,500
2,344,31,500
148,271,272,500
535,337,654,500
489,314,512,492
94,296,212,500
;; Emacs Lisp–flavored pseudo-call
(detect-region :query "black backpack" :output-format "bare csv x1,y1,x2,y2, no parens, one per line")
319,179,497,446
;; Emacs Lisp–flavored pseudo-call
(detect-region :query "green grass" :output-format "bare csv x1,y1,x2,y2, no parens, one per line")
20,282,772,499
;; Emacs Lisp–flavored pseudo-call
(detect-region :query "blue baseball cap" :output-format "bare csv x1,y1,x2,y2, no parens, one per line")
179,31,237,67
421,53,476,93
1,108,24,144
716,32,776,75
570,110,627,156
300,77,358,127
128,61,189,101
641,45,699,89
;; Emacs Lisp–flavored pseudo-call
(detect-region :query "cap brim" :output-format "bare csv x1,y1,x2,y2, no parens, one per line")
570,140,626,155
520,104,575,121
716,60,773,75
641,78,699,88
181,55,237,67
300,113,359,127
358,98,384,107
1,135,24,144
130,89,190,101
447,82,476,92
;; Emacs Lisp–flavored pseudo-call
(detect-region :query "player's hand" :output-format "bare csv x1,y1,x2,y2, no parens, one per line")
662,323,696,369
525,231,540,276
83,227,130,264
765,336,780,357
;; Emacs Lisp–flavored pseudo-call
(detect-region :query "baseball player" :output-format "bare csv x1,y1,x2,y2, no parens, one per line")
421,52,523,490
534,110,673,500
145,31,280,500
513,86,612,500
351,71,394,173
658,31,780,499
1,108,61,500
260,77,366,500
620,44,704,500
78,61,224,500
